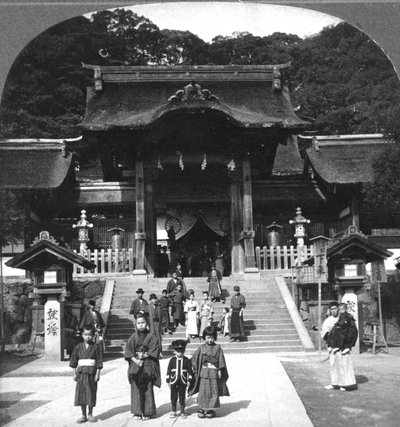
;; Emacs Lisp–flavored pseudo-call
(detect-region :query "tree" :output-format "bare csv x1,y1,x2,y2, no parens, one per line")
0,191,25,248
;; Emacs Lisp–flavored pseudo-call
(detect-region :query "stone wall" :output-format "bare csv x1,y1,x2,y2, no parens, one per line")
2,279,33,345
2,278,106,345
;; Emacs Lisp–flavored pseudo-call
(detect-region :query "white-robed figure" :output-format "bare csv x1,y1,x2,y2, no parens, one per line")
184,290,199,339
321,301,357,391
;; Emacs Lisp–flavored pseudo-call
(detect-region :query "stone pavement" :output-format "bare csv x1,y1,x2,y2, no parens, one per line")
0,352,314,427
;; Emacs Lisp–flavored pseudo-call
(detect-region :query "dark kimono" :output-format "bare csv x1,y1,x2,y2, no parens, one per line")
69,342,103,407
125,331,161,417
159,295,170,330
230,294,246,339
207,270,223,300
188,342,229,410
170,290,186,326
148,303,162,352
129,298,149,318
327,312,358,351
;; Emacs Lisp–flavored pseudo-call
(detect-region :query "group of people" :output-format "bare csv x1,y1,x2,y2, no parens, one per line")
68,291,358,423
70,315,230,423
155,241,229,278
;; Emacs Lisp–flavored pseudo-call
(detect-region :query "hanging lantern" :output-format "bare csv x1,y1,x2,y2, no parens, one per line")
201,153,207,170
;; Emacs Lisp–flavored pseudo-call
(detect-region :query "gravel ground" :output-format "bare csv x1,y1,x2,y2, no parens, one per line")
280,347,400,427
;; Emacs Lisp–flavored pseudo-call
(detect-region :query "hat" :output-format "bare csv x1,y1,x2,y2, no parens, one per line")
171,339,188,350
88,300,96,306
136,288,145,294
233,285,240,292
203,290,209,295
149,293,157,300
162,289,168,293
329,301,339,308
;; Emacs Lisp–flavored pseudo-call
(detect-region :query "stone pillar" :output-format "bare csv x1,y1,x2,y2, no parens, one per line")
134,160,147,278
230,179,244,275
341,288,360,355
145,178,156,275
241,159,258,278
44,296,62,360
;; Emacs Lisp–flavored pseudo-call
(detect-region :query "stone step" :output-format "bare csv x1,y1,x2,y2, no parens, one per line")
107,330,300,342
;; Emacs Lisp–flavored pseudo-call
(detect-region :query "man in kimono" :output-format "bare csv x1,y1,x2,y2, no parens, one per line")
321,301,357,391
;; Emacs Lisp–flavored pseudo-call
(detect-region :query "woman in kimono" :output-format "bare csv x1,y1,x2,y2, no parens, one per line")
70,325,103,423
188,326,229,418
207,265,224,303
125,314,161,420
184,290,199,339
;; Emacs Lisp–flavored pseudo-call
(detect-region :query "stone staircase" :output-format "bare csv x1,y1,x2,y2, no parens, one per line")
104,272,306,357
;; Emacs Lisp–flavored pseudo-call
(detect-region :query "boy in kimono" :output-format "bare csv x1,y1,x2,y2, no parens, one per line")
159,289,171,334
70,325,103,423
170,283,186,329
166,339,193,419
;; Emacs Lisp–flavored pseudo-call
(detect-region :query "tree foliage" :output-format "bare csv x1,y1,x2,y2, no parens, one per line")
0,12,399,141
0,191,25,248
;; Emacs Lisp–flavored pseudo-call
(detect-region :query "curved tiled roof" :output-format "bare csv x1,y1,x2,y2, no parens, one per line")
82,64,309,132
305,134,392,185
0,140,73,189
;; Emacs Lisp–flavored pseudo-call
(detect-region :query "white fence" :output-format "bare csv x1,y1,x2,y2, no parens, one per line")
73,248,135,275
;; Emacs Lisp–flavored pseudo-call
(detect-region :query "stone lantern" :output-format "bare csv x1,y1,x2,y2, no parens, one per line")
5,231,96,360
289,207,310,247
72,210,93,252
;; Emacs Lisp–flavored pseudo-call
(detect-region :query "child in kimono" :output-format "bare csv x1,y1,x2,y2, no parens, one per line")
125,314,161,420
184,290,199,339
199,291,214,341
170,283,186,329
218,307,231,337
166,339,193,419
159,289,171,334
70,325,103,423
328,303,358,355
188,326,229,419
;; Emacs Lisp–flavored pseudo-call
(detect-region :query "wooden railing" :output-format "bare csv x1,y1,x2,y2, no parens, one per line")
255,244,314,270
255,244,328,283
73,249,135,275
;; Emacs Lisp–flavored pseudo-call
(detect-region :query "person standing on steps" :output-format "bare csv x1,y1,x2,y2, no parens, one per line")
229,286,246,342
148,293,163,358
207,264,224,303
159,289,171,334
199,291,214,341
79,300,105,350
129,289,149,327
184,290,200,340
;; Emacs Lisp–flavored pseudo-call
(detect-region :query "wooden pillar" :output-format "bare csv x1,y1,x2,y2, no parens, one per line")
230,179,244,275
241,158,256,270
134,160,146,274
351,192,360,229
144,177,156,275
